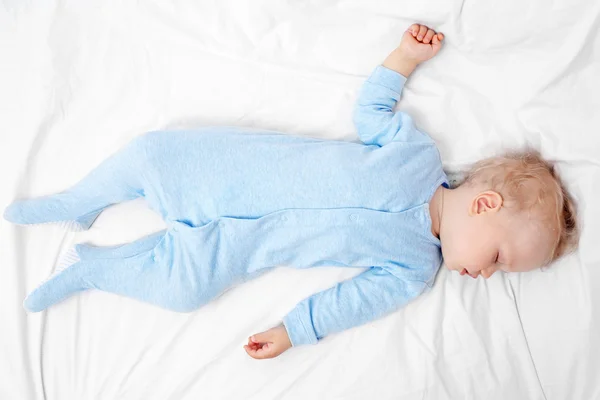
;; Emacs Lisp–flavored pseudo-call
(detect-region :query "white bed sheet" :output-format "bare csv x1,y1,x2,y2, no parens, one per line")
1,1,599,399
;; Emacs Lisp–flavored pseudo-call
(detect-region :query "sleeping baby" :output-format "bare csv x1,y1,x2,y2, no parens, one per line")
3,24,579,359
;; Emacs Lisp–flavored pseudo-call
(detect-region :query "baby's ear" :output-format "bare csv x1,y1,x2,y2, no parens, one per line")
470,191,503,215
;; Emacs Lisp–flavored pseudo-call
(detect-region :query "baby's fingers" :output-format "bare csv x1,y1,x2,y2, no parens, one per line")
407,23,420,37
431,33,444,55
423,29,435,44
245,345,262,359
417,25,428,41
245,343,276,360
245,339,260,351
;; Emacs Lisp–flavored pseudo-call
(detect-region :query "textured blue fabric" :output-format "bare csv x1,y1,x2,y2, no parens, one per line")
4,65,447,346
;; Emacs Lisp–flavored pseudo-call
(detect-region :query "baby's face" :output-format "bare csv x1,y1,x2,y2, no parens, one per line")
441,194,555,279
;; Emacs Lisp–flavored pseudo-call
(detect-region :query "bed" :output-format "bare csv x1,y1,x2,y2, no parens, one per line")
1,1,599,399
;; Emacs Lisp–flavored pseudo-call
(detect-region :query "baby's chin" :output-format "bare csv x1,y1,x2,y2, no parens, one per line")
441,256,458,272
444,263,457,272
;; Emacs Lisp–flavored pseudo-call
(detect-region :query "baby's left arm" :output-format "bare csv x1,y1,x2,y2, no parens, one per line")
353,24,444,147
382,24,444,79
245,266,428,359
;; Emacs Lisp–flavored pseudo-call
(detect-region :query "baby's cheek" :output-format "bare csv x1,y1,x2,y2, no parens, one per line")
441,235,458,255
446,240,470,269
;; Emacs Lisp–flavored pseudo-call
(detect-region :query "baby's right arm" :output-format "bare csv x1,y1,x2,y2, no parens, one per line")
281,266,429,347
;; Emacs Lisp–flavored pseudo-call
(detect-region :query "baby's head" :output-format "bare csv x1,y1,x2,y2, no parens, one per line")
440,150,579,279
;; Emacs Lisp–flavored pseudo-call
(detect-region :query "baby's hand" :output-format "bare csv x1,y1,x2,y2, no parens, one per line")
383,23,445,77
244,324,292,360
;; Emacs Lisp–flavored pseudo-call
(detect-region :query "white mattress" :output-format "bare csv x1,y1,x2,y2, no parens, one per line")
1,1,599,399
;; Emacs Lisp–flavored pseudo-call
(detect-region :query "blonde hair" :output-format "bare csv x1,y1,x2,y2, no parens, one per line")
462,150,579,264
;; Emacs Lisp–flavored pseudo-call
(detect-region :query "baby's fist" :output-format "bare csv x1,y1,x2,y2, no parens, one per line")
383,23,444,77
401,24,444,63
244,324,292,360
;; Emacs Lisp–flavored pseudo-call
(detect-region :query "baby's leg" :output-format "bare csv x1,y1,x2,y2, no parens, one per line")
23,227,257,313
4,136,148,231
24,230,165,312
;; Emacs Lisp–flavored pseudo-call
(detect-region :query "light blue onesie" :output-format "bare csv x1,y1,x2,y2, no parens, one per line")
4,66,448,347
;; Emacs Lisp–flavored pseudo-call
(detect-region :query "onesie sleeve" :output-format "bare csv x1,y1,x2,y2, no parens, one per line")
282,266,428,346
353,65,432,147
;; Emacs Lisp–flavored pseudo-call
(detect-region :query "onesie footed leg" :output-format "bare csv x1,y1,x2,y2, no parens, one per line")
23,246,88,313
22,229,223,313
5,198,104,232
23,230,166,313
4,136,148,231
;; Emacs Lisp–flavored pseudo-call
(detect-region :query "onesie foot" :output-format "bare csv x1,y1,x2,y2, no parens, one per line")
4,200,101,232
23,246,85,313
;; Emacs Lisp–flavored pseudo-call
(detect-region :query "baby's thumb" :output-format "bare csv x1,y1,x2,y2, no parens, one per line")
251,331,272,343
